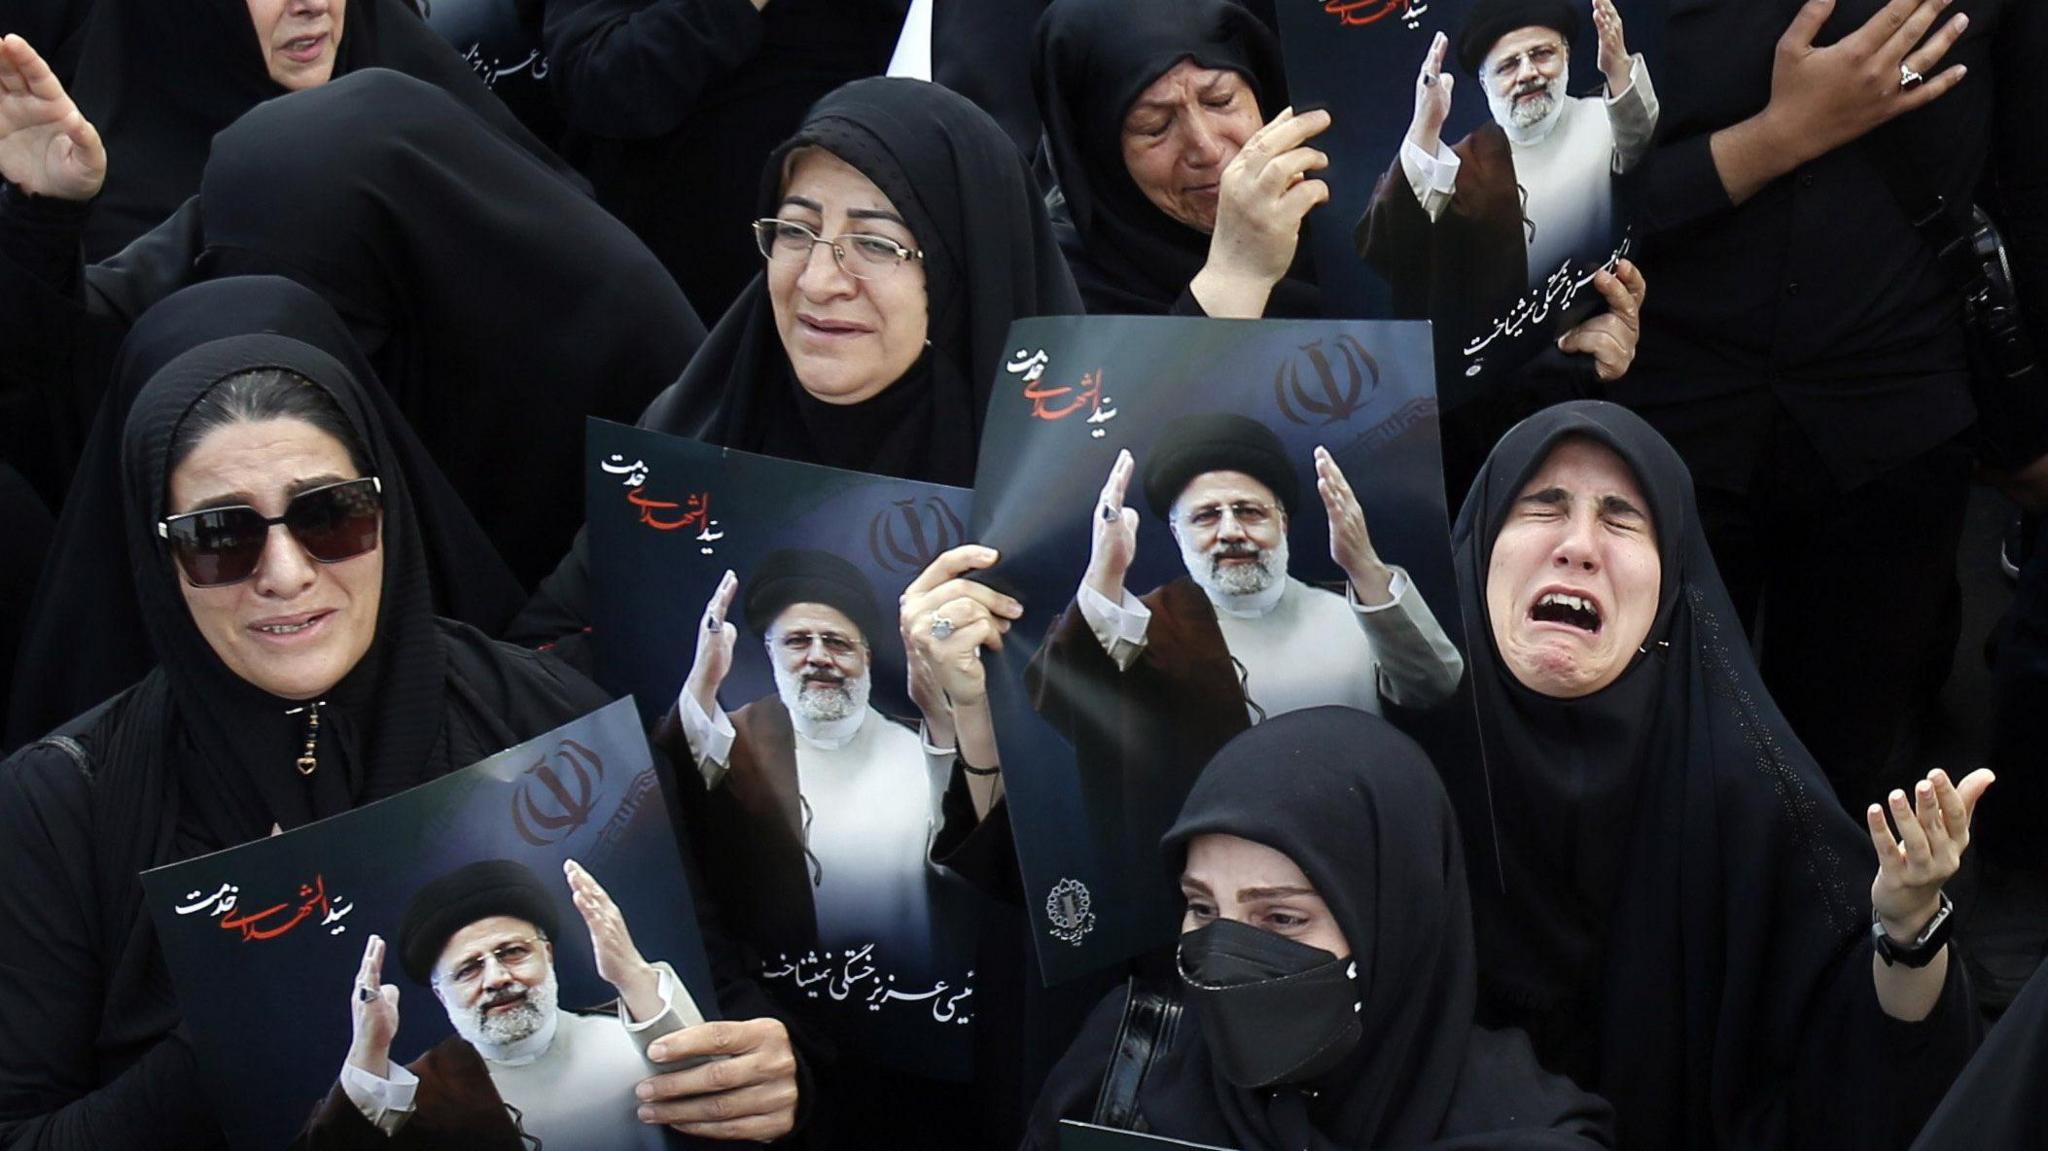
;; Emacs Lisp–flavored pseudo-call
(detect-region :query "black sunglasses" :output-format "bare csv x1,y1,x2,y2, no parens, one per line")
157,477,384,588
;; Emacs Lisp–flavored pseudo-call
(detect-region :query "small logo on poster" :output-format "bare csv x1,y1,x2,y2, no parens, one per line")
1275,334,1379,426
870,497,967,574
1045,878,1096,947
512,738,606,846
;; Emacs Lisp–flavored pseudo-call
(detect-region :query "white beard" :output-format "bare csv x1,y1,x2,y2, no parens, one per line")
1488,57,1570,138
1181,531,1289,600
774,662,873,725
449,965,559,1054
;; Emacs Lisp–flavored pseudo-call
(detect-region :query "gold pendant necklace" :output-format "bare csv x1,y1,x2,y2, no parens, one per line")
285,701,325,776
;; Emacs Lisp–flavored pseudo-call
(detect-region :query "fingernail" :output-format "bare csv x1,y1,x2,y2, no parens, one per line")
637,1083,655,1101
639,1107,655,1122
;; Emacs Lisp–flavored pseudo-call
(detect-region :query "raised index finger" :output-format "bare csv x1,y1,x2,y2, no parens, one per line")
903,544,1000,600
1099,448,1134,511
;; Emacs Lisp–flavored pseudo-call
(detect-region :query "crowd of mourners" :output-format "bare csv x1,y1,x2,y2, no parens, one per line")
0,0,2045,1147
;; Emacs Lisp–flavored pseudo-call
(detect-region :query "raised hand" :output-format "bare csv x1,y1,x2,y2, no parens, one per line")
1197,106,1332,317
640,1019,800,1142
1766,0,1968,163
345,934,402,1078
1558,258,1647,382
1084,450,1142,603
682,570,739,716
0,35,106,201
1868,767,1994,939
1593,0,1632,91
1315,447,1392,603
1406,31,1455,158
565,860,662,1021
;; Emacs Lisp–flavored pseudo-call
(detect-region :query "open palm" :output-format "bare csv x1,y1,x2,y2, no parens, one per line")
0,35,105,201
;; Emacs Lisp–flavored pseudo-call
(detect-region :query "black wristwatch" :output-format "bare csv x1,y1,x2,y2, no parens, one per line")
1871,891,1955,969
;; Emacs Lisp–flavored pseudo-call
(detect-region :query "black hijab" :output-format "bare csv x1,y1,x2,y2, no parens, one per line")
6,277,528,753
1909,956,2048,1151
196,69,706,586
1449,402,1975,1148
1034,0,1317,317
67,0,576,259
637,75,1082,488
1149,707,1610,1151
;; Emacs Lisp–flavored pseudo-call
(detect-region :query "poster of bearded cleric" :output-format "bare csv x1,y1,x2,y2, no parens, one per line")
1275,0,1663,426
971,315,1477,982
583,421,986,1080
139,699,721,1151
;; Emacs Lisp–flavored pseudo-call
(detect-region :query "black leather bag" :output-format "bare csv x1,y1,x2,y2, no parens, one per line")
1090,979,1186,1133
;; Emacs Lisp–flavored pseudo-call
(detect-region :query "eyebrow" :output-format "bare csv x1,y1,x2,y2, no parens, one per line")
1236,885,1318,902
779,196,908,231
1515,487,1648,521
183,473,349,515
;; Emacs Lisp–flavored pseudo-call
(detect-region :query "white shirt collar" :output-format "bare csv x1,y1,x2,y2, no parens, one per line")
473,1007,560,1067
792,707,869,750
1205,576,1289,619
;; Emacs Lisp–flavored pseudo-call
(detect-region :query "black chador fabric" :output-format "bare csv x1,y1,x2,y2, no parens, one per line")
5,277,529,754
0,326,610,1149
1448,401,1977,1150
66,0,576,260
1023,707,1613,1150
509,76,1082,655
1909,957,2048,1150
542,0,905,322
1034,0,1317,317
0,68,705,595
0,462,55,727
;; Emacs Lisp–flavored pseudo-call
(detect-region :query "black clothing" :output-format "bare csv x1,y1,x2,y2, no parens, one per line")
66,0,574,260
1614,0,2048,491
542,0,901,319
1908,956,2048,1150
0,69,705,586
0,321,607,1149
1034,0,1318,317
0,464,53,728
1450,402,1978,1150
5,276,528,755
396,860,563,985
931,0,1049,158
1023,707,1614,1150
509,76,1082,654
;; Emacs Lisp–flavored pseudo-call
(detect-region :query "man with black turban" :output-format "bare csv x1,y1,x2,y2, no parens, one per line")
1027,413,1464,889
1358,0,1658,344
301,859,705,1149
654,549,953,960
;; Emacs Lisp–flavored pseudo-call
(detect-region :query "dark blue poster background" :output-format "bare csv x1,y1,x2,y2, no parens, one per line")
970,315,1482,984
142,700,717,1151
584,424,986,1080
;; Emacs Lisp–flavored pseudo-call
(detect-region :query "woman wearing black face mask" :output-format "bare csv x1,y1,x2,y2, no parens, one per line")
1017,706,1614,1150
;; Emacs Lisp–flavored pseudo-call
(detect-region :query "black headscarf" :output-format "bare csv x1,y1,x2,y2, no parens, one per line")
0,313,607,1148
1033,0,1317,317
636,75,1082,489
1449,401,1975,1148
66,0,576,259
6,277,527,753
197,69,706,586
1021,708,1610,1150
1909,956,2048,1151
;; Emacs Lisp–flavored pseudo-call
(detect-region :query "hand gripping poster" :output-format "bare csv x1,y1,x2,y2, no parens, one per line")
584,422,988,1081
971,315,1481,983
141,699,720,1151
1276,0,1664,481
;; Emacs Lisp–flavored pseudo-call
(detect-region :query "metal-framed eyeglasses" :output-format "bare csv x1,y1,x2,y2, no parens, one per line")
753,218,924,281
1180,500,1278,532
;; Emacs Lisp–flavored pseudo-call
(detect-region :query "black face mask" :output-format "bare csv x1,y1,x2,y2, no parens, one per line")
1178,918,1363,1089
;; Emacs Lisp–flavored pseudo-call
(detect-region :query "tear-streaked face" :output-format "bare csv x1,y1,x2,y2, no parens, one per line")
1484,437,1660,698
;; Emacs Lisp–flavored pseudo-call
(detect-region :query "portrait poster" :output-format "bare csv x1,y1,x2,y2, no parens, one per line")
972,315,1482,983
1275,0,1663,401
141,699,719,1151
584,421,987,1081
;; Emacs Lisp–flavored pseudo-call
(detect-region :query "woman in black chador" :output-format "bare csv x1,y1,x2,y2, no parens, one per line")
1019,706,1615,1149
1451,400,1985,1149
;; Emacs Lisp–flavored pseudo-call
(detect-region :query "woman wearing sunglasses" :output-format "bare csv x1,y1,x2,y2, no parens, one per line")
0,285,807,1147
509,76,1083,657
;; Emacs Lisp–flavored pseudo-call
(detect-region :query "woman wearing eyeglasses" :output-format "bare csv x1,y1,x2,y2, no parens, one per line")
508,76,1083,654
0,280,806,1149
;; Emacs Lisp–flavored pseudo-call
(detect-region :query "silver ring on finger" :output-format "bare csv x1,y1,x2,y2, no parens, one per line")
1899,62,1924,90
931,615,957,641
